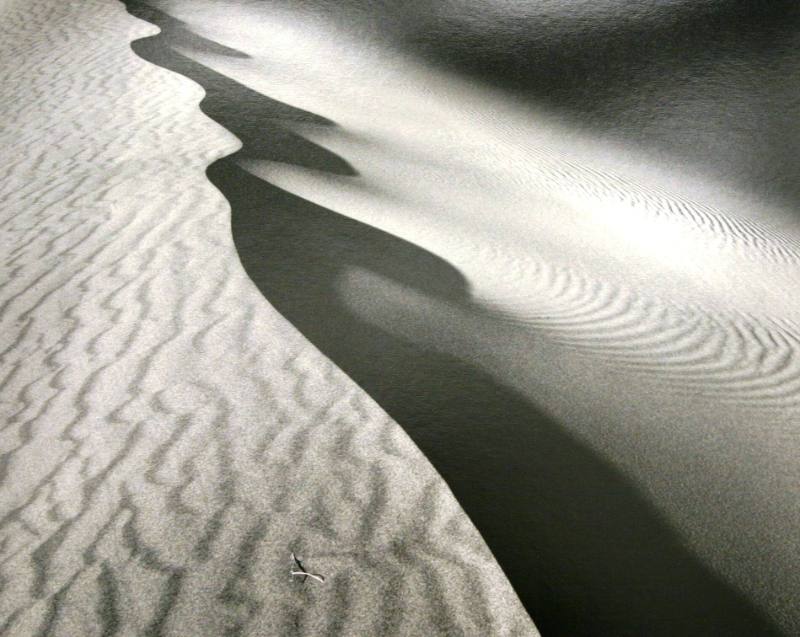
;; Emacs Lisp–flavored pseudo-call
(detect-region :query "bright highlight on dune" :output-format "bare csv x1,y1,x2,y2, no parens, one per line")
3,0,800,635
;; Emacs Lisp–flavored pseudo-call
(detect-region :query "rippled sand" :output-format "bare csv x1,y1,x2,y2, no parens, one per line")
0,1,538,635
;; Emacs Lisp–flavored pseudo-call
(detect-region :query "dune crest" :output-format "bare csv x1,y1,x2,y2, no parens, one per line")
121,1,800,635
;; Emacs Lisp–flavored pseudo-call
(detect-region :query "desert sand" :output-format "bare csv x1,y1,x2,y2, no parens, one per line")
4,0,800,635
0,0,538,635
111,1,800,635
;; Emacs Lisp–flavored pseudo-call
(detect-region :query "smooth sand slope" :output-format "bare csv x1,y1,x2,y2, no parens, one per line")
121,1,800,635
0,1,538,635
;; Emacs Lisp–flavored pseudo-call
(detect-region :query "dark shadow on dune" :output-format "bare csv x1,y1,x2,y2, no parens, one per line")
127,2,355,176
288,0,800,207
123,2,784,635
133,2,251,59
409,0,800,208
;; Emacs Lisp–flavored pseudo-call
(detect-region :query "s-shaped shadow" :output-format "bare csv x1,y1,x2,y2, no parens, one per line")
123,2,783,635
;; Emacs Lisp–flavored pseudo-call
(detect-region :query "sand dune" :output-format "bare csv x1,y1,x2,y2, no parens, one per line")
117,1,800,635
5,0,800,634
0,0,537,635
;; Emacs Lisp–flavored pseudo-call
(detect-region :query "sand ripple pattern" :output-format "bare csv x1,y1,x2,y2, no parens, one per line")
510,149,800,265
0,1,536,635
474,245,800,409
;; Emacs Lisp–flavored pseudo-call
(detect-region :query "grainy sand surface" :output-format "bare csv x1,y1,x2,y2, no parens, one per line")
5,0,800,635
0,1,538,635
112,1,800,635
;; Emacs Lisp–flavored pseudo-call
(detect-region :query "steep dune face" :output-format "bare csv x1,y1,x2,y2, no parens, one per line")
0,1,537,635
122,1,800,635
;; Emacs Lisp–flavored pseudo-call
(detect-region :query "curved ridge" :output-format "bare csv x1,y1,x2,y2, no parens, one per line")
0,1,538,636
107,1,800,635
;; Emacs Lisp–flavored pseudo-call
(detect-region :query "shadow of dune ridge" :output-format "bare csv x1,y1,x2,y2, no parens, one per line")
127,2,355,176
122,2,784,635
283,0,800,208
130,1,251,59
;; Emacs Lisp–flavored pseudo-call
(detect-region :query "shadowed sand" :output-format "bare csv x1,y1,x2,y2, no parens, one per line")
0,0,538,635
121,1,800,635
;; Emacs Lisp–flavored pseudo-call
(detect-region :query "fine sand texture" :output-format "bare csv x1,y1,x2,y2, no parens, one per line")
117,1,800,635
0,1,539,635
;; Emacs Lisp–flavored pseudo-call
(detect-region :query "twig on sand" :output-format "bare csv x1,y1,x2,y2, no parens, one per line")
290,552,326,584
